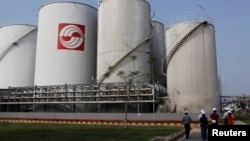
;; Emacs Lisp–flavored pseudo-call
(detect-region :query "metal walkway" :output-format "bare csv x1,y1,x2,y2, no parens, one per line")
0,81,167,112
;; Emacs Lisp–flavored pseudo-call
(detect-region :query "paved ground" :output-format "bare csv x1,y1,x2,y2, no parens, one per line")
177,126,203,141
177,120,247,141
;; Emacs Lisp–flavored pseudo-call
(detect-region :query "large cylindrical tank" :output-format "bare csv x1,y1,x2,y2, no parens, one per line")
0,24,37,88
34,2,97,86
152,21,166,86
166,19,220,113
97,0,152,83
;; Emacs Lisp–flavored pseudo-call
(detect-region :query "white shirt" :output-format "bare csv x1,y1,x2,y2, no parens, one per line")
197,113,202,120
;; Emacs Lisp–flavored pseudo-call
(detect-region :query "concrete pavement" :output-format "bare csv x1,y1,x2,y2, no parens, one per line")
147,120,247,141
177,126,202,141
177,120,247,141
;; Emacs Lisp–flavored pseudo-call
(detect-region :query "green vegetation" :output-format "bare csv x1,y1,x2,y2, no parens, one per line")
236,112,250,124
236,117,250,124
240,119,250,125
0,122,182,141
234,114,249,124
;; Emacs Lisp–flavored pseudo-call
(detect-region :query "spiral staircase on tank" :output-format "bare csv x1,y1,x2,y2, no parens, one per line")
0,22,169,113
166,21,208,112
97,37,150,84
97,23,155,84
166,21,208,69
0,28,37,60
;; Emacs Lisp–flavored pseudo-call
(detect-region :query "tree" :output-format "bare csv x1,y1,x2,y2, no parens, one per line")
117,70,140,128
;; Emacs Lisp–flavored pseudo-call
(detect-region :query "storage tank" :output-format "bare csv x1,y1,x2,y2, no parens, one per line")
0,24,37,88
34,2,97,85
97,0,152,83
152,21,166,86
166,18,220,113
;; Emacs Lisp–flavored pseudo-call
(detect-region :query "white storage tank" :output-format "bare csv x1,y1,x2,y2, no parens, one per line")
166,18,220,113
97,0,152,83
34,2,97,86
152,21,166,86
0,24,37,88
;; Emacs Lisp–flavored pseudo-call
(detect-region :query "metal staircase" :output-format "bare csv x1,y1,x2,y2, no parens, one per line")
97,24,155,84
166,21,208,69
0,28,37,60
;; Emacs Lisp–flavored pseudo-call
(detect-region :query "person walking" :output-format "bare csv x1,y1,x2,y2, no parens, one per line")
210,108,219,125
197,109,204,120
198,109,205,137
182,111,192,139
223,108,234,125
225,110,234,125
200,111,208,140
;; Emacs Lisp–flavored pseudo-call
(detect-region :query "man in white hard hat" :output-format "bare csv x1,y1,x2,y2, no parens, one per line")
223,108,234,118
210,107,219,125
223,108,234,125
197,109,205,120
182,111,192,139
200,110,208,140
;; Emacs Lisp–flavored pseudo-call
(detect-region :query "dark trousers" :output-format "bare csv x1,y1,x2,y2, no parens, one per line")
201,126,207,140
184,124,191,139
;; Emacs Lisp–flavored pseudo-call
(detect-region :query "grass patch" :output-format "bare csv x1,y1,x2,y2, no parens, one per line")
0,122,182,141
240,119,250,125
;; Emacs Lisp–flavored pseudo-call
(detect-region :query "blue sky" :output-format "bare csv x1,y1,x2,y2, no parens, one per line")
0,0,249,96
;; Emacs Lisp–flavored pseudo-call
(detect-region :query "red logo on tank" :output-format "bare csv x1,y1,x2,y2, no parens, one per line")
58,23,85,51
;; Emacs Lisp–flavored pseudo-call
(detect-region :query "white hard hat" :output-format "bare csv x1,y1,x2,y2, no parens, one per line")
213,108,217,111
200,109,204,113
202,111,206,114
185,111,188,113
228,110,232,114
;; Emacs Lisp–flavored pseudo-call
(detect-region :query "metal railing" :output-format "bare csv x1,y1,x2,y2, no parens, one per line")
0,82,167,112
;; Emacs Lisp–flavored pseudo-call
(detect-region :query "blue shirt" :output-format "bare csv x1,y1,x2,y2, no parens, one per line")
183,114,192,124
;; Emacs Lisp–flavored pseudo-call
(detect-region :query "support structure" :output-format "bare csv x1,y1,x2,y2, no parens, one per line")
0,82,167,112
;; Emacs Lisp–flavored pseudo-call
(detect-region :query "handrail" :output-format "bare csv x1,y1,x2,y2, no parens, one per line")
0,28,36,60
166,21,208,69
97,23,155,83
165,15,214,28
